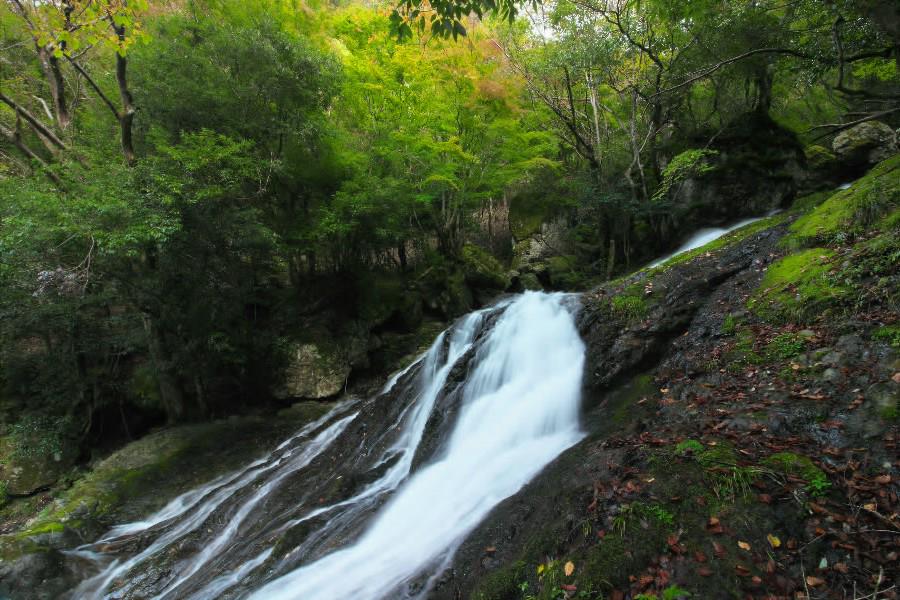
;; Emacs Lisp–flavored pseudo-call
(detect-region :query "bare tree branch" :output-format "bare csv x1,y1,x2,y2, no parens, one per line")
808,107,900,141
0,118,62,185
0,92,69,151
650,48,814,100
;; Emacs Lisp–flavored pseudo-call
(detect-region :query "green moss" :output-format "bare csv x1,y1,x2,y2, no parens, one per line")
545,254,587,290
748,248,848,323
674,439,704,455
873,325,900,349
16,521,64,538
611,294,648,321
462,244,510,290
721,314,738,335
764,332,806,360
636,586,692,600
879,206,900,230
580,517,669,594
804,144,836,170
609,373,655,424
786,153,900,248
725,327,762,371
666,442,763,505
790,189,835,214
472,560,527,600
763,452,830,498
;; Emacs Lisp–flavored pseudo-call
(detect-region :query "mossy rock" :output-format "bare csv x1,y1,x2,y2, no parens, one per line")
748,248,849,323
0,421,79,497
787,153,900,248
421,265,473,319
804,144,836,170
2,411,320,556
545,254,585,289
518,272,543,291
354,273,423,332
461,244,510,291
832,121,899,168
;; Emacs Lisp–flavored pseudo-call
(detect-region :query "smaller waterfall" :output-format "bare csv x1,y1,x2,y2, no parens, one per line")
649,213,775,268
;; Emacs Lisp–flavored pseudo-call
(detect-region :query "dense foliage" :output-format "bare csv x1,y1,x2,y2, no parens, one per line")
0,0,896,458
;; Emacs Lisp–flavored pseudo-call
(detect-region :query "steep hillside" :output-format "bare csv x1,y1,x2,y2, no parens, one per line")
443,155,899,600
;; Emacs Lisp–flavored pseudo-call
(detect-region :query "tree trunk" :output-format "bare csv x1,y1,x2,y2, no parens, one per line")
606,238,616,280
141,313,184,423
37,46,71,130
755,64,774,114
114,29,137,165
398,242,408,271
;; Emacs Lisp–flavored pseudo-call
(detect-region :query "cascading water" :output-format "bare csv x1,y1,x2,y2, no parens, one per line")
648,212,778,268
68,291,585,600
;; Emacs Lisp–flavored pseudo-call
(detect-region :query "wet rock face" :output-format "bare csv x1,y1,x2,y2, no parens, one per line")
578,225,785,393
832,121,898,170
0,549,82,600
0,411,329,599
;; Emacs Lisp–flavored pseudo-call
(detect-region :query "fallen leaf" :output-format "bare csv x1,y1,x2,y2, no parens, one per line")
713,541,726,557
806,576,826,587
564,561,575,577
833,562,849,574
698,567,713,577
738,540,751,551
766,533,781,548
537,564,545,575
561,584,577,592
875,474,891,484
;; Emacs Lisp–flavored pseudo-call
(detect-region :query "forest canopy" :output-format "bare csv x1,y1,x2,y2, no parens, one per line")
0,0,897,454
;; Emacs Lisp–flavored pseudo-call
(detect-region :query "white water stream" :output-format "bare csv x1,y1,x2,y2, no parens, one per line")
648,214,773,268
71,291,586,600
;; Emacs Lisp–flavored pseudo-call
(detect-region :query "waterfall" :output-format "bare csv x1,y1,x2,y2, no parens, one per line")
69,291,586,600
648,212,778,268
